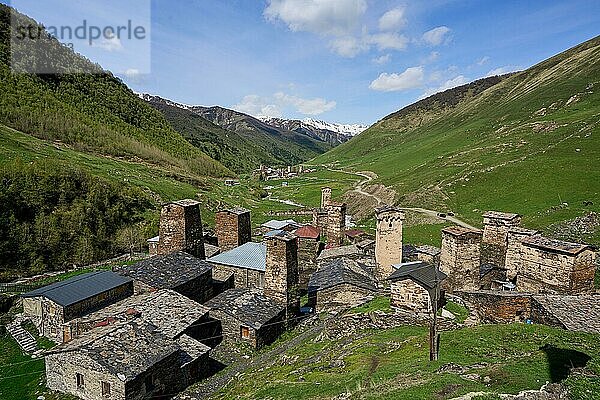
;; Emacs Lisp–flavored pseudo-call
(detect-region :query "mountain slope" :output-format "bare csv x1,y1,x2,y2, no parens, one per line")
0,4,231,178
192,105,333,165
316,36,600,234
259,117,364,145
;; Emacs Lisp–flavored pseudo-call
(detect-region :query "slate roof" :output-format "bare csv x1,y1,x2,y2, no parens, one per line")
442,226,483,237
483,211,520,220
114,252,212,289
532,295,600,334
204,244,220,258
508,227,539,236
520,236,590,256
261,219,301,230
22,271,132,307
207,242,266,272
204,288,285,329
317,245,361,261
49,321,179,381
294,225,320,239
171,199,200,207
388,261,447,291
416,245,441,256
219,207,249,215
75,289,209,339
308,257,377,293
178,334,211,366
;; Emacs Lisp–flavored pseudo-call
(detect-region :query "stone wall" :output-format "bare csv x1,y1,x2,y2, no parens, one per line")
481,214,521,268
211,264,264,290
505,228,538,280
264,233,300,320
326,203,347,247
312,209,329,237
458,291,532,324
215,209,251,252
440,228,482,292
390,279,431,314
297,238,321,291
158,200,205,259
173,270,214,304
310,283,373,312
375,207,404,281
321,187,331,208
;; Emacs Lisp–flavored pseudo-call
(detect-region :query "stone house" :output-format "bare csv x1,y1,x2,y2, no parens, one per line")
504,227,539,280
22,271,133,343
440,226,483,292
215,207,251,252
517,236,596,294
308,258,377,312
202,288,286,349
481,211,521,268
345,229,370,244
208,242,267,289
294,225,324,290
46,320,209,400
158,199,205,259
375,205,405,281
388,261,447,315
260,219,302,234
114,252,213,303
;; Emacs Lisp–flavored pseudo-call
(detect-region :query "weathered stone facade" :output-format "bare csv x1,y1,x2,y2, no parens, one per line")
215,208,251,252
211,264,264,289
504,227,538,280
481,211,521,269
321,187,331,208
309,283,373,312
326,202,347,247
375,206,405,281
158,200,205,259
517,236,596,294
458,290,532,324
440,226,482,292
297,236,322,291
390,280,431,314
264,232,300,320
312,208,329,237
415,245,441,266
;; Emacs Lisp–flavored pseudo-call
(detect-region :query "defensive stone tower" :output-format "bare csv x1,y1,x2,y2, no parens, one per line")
158,199,205,259
481,211,522,269
264,231,300,322
326,202,347,247
215,207,252,252
505,227,538,281
375,205,405,281
321,187,332,208
439,226,482,292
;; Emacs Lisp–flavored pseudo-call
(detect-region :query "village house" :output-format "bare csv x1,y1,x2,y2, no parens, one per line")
293,225,323,290
215,207,252,252
414,245,441,265
345,229,370,244
157,199,206,259
207,241,267,289
388,261,447,315
22,271,134,343
201,288,286,349
114,251,213,303
308,258,377,312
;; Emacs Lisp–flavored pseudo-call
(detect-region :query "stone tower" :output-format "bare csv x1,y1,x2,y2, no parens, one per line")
505,227,538,281
264,231,300,321
326,202,347,247
481,211,522,269
375,205,405,281
439,226,482,292
321,187,332,208
215,207,252,252
158,199,205,259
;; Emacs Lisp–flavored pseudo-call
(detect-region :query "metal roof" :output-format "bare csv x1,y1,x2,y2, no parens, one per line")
264,229,286,238
22,271,132,307
208,242,266,272
294,225,320,239
261,219,301,230
388,261,447,290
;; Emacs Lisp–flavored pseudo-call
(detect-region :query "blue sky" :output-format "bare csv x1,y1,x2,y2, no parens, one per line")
5,0,600,124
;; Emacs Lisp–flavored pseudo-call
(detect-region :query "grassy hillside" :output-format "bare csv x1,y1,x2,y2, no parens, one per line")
316,36,600,239
0,5,231,178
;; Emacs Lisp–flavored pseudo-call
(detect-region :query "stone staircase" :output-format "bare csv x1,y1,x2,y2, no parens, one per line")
7,316,38,354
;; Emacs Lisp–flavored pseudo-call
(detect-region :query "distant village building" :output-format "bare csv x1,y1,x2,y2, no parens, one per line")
321,186,332,208
294,225,323,290
388,261,447,314
202,288,286,349
440,226,483,292
114,252,213,303
375,205,405,281
260,219,302,233
158,199,206,259
208,242,267,289
22,271,133,343
215,207,252,252
308,258,376,312
345,229,369,244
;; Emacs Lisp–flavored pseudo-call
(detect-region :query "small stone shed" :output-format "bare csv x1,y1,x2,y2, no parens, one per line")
114,251,213,303
207,242,267,289
388,261,447,314
46,320,209,400
201,288,286,349
308,257,377,312
22,271,133,342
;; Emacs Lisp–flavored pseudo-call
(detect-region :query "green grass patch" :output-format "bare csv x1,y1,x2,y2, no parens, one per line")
444,301,469,324
351,297,392,314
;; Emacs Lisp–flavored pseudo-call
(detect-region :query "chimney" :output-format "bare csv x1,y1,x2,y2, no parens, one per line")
158,199,205,259
215,207,251,252
264,231,299,322
375,205,405,281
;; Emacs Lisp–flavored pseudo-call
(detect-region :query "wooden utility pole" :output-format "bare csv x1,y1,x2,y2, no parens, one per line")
429,265,441,361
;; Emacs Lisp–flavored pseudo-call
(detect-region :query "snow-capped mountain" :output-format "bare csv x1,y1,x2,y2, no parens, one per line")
258,117,368,146
301,118,368,136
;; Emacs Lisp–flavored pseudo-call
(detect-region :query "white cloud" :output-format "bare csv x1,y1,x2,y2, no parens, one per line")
233,95,282,118
367,32,409,51
329,36,369,57
420,75,469,98
233,92,336,117
123,68,140,78
94,36,123,52
274,92,336,115
330,32,407,57
422,26,451,46
264,0,367,36
378,7,406,31
369,67,424,92
486,66,521,76
477,56,490,66
423,51,439,63
372,54,391,65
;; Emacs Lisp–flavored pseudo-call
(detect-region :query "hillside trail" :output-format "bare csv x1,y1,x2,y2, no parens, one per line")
326,167,478,230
